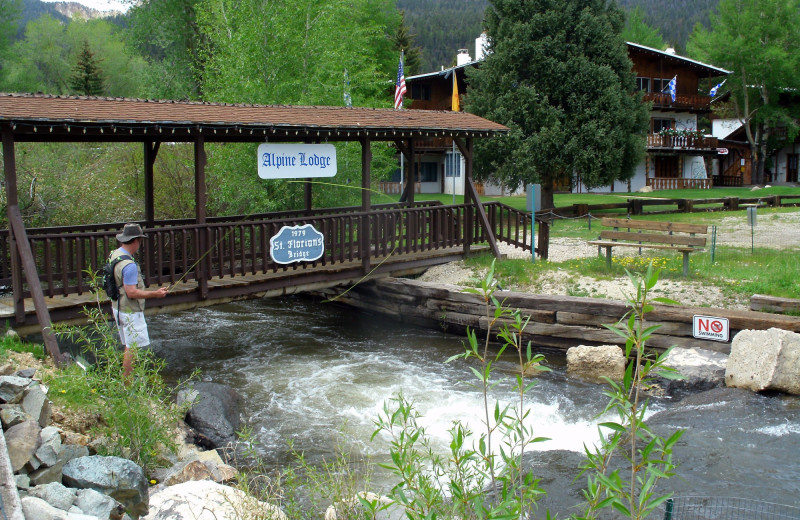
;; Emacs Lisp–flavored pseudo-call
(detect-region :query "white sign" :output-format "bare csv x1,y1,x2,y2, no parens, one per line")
257,143,337,179
717,148,728,155
692,315,730,342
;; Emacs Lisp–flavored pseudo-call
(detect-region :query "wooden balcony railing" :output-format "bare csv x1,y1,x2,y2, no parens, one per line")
646,177,712,190
647,133,718,151
643,92,712,110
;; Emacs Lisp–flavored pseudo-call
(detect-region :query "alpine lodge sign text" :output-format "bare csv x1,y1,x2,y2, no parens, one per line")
257,143,337,179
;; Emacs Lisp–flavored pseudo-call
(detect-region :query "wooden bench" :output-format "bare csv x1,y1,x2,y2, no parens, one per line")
587,217,708,276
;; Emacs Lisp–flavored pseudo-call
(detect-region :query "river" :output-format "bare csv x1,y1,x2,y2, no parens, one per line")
147,296,800,514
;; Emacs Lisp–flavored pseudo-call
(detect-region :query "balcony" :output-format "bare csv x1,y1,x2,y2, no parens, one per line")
643,92,712,111
647,133,718,152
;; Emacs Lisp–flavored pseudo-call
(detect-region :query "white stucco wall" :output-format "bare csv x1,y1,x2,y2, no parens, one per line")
712,118,742,139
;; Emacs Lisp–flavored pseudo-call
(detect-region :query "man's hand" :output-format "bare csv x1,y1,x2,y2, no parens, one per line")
152,287,168,298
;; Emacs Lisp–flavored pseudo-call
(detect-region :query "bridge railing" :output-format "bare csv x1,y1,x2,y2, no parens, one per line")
0,201,474,299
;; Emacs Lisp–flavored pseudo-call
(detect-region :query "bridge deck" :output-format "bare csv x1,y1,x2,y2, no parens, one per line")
1,246,478,334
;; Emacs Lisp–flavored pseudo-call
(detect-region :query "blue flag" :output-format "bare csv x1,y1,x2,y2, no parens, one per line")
710,79,726,97
667,75,677,102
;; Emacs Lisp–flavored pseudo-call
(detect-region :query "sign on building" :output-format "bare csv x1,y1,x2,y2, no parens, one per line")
270,224,325,264
692,315,730,342
257,143,337,179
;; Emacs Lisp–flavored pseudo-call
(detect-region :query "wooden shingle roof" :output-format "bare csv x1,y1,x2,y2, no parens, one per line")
0,93,508,143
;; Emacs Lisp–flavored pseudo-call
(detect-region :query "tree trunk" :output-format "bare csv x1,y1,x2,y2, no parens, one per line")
541,183,555,210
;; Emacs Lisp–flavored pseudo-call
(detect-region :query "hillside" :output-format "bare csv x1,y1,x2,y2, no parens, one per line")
397,0,719,73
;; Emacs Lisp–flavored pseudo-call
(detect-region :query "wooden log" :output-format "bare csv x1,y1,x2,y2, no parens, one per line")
750,294,800,314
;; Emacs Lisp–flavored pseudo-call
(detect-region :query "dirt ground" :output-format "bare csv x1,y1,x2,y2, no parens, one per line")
418,209,800,310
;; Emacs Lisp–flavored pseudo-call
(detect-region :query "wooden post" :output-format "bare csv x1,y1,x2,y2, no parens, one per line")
143,141,159,283
361,137,372,273
194,134,208,299
304,178,313,215
2,128,64,365
455,137,501,258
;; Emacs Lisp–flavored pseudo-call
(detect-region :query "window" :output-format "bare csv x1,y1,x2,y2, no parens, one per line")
410,84,431,100
651,78,672,93
415,162,438,183
652,118,673,133
445,152,461,177
636,77,650,92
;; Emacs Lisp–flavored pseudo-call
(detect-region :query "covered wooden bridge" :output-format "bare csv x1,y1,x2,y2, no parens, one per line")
0,93,546,362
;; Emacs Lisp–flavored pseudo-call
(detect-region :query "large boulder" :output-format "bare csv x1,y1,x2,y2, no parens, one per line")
725,328,800,394
143,480,286,520
566,345,625,384
178,382,242,449
62,455,149,517
661,347,728,394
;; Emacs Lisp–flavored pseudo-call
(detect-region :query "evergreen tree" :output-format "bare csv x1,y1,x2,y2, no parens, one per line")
688,0,800,184
394,10,422,75
466,0,649,208
622,6,666,49
70,39,105,96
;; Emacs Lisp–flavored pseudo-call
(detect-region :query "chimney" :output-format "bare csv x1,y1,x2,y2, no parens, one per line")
456,49,471,66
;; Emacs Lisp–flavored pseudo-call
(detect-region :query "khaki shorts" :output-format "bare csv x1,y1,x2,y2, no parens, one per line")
112,309,151,348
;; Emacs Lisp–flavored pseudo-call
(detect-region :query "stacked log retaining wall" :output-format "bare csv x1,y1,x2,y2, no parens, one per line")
327,278,800,355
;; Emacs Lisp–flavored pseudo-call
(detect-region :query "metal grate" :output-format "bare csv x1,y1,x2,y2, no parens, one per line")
662,496,800,520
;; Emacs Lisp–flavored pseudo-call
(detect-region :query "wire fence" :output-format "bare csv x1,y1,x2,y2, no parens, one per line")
659,496,800,520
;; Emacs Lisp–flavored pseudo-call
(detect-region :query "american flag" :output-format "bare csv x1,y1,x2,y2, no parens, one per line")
394,53,407,109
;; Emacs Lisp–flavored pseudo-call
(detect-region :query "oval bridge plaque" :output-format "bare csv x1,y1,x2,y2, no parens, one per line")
270,224,325,264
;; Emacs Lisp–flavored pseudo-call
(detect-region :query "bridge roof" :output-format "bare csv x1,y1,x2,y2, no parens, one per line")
0,93,508,143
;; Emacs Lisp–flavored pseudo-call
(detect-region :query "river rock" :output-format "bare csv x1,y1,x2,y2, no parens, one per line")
21,382,51,427
20,495,98,520
178,382,242,449
16,368,36,379
143,480,287,520
162,460,212,486
27,482,77,511
660,347,728,394
0,404,34,428
62,455,149,517
0,375,31,404
725,328,800,394
75,488,123,519
5,419,41,472
566,345,625,384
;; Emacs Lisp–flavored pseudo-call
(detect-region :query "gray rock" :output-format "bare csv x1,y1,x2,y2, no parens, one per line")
62,455,149,517
15,474,30,489
20,495,98,519
22,382,52,427
35,426,63,468
5,419,41,472
58,444,90,465
566,345,625,384
179,382,242,448
75,488,121,519
0,375,31,404
726,328,800,394
661,347,728,394
29,459,66,486
0,404,34,428
28,482,77,511
15,368,36,378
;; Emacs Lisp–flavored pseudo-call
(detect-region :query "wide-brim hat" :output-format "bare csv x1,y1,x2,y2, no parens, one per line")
116,223,147,242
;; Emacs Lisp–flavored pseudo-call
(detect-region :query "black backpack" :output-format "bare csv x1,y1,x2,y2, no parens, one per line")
102,255,133,301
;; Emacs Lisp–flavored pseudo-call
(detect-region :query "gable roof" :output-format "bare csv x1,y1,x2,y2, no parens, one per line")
0,93,508,143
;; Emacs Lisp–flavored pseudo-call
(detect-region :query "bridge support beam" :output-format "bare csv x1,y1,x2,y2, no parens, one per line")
361,137,372,273
396,139,415,205
2,128,65,365
144,141,160,281
455,137,501,259
194,135,208,299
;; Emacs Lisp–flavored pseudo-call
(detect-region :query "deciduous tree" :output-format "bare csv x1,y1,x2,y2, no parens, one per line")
466,0,648,208
688,0,800,184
